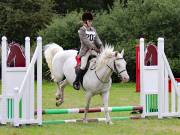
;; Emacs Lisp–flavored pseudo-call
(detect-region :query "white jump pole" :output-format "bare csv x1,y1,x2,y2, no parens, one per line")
1,36,7,124
37,37,42,125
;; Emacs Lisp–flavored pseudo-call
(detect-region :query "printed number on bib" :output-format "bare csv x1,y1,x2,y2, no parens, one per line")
86,31,96,42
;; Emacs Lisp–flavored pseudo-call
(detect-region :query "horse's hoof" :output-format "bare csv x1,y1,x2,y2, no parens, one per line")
73,82,80,90
56,95,61,100
106,121,113,125
56,102,60,107
83,119,88,124
56,97,60,100
56,101,63,106
106,120,113,125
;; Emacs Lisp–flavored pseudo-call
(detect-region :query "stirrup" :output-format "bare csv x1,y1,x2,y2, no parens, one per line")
73,82,80,90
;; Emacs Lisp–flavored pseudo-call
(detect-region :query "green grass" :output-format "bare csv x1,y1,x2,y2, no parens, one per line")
1,81,180,135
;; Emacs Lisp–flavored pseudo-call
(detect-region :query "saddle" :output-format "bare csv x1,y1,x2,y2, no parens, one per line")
75,55,97,84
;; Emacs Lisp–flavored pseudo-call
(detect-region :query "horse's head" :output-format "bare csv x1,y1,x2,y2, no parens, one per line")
96,45,129,82
112,50,129,82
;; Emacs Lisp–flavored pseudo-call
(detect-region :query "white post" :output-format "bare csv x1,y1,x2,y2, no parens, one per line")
13,87,19,127
29,61,35,121
164,63,169,114
0,97,6,124
2,36,7,96
36,37,42,125
171,83,176,113
25,37,34,121
1,36,7,124
140,38,145,118
25,37,30,66
0,97,2,124
178,83,180,117
158,37,164,118
163,43,169,115
20,37,30,122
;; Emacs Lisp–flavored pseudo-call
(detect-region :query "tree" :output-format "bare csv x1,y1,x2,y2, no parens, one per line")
94,0,180,79
52,0,114,14
0,0,54,44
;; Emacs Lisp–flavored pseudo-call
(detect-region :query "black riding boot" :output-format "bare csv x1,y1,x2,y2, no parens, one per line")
73,69,84,90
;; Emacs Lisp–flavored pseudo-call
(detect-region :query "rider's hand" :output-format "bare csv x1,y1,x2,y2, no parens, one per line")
95,48,100,53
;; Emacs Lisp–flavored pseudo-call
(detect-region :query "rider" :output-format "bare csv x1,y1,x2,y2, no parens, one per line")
73,11,103,90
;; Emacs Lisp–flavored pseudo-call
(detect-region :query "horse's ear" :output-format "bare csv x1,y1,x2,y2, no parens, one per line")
120,49,124,57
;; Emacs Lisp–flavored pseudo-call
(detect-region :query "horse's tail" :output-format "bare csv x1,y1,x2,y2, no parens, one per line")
44,43,64,72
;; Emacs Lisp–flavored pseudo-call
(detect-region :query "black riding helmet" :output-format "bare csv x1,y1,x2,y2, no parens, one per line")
82,12,93,21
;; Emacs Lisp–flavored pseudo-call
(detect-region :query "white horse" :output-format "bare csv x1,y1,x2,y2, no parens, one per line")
44,43,129,124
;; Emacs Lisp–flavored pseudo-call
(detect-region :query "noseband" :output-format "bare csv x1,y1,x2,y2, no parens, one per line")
95,57,127,84
107,58,127,77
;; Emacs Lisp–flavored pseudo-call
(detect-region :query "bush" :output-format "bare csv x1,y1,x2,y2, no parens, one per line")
39,11,82,49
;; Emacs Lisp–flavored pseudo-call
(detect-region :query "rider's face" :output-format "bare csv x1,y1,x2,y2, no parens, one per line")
86,20,92,27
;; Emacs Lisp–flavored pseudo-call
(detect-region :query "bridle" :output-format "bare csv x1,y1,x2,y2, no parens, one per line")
95,57,127,84
107,58,127,77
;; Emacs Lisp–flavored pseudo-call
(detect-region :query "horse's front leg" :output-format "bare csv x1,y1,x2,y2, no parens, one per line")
102,91,113,125
56,79,67,106
83,92,92,123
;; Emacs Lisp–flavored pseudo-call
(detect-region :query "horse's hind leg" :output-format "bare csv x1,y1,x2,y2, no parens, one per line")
101,91,113,125
56,79,68,106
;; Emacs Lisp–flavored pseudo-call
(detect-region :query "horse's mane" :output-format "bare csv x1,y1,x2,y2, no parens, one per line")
96,44,114,70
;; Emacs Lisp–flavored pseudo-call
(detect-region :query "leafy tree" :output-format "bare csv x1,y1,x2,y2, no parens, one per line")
52,0,114,14
0,0,54,44
94,0,180,79
39,11,81,49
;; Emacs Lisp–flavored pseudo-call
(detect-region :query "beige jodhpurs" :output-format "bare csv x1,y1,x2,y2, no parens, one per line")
80,49,98,70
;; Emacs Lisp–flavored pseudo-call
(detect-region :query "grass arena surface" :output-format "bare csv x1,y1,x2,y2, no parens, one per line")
1,81,180,135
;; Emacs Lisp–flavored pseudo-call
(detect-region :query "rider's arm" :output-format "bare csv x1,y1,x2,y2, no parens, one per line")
94,29,103,49
78,27,97,50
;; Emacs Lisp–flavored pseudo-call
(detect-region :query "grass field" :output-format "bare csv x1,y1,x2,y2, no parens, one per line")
1,81,180,135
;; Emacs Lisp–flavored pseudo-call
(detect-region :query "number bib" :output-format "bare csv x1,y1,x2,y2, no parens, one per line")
85,30,96,42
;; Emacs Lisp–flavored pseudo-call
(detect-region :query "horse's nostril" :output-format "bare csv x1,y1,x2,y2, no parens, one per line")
126,77,130,82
